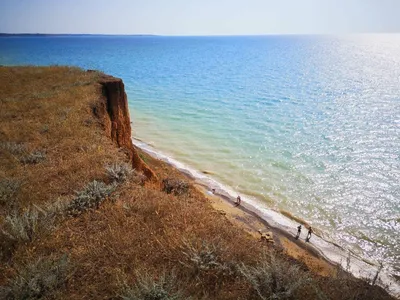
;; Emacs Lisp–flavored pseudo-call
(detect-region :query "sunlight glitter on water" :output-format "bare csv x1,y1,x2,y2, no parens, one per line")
129,36,400,277
1,33,399,279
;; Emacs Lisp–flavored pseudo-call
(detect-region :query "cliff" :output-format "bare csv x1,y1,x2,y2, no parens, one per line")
0,66,394,300
95,75,156,179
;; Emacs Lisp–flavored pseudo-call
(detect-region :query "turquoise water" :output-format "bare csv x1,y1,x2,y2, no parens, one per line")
1,35,399,275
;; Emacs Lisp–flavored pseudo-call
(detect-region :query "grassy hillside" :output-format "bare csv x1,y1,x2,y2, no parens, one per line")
0,66,394,299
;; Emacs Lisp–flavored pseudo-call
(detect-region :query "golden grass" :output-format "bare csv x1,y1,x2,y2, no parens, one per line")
0,66,394,299
0,66,123,209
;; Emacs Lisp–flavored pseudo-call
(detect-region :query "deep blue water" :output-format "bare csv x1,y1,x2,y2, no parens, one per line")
1,35,399,274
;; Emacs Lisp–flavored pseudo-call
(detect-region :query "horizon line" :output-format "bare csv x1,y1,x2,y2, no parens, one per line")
1,32,399,37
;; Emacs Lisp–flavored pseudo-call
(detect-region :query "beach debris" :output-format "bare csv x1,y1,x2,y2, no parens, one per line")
258,229,274,243
295,224,302,239
202,170,214,175
207,188,216,195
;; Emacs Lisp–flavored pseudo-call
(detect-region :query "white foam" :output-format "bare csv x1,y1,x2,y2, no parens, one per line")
132,137,400,297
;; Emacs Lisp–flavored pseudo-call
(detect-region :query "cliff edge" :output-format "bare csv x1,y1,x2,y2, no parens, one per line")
0,66,394,300
95,75,156,180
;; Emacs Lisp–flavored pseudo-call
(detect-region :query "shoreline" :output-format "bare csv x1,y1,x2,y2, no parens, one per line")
2,66,396,299
133,137,400,296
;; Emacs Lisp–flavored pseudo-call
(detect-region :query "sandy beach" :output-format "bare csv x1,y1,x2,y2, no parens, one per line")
133,138,400,297
1,66,397,299
195,183,336,277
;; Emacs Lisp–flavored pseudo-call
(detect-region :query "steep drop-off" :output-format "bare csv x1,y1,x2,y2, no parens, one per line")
95,74,155,179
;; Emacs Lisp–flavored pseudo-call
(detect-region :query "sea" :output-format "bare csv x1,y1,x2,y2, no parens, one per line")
1,34,399,287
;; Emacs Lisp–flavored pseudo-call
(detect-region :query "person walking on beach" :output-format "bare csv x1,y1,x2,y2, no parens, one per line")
295,225,302,239
306,226,313,242
236,195,241,206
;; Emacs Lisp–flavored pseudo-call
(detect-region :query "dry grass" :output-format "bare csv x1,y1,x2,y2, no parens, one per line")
0,254,70,299
0,66,394,299
2,206,53,243
0,178,21,207
105,162,134,183
0,66,123,212
66,180,116,216
118,270,187,300
239,252,310,300
162,178,189,195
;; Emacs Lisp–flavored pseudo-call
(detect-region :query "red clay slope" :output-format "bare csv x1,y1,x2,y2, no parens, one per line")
96,74,156,179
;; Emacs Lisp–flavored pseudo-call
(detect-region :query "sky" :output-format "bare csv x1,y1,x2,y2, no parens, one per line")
0,0,399,35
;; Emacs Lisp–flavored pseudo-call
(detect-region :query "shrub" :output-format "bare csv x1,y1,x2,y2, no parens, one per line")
20,150,46,165
239,253,310,300
0,255,70,299
0,142,46,165
0,231,17,262
162,178,189,196
0,179,21,206
67,180,115,216
180,239,233,277
2,206,53,243
106,162,133,183
44,198,69,216
0,142,26,155
3,208,39,242
119,271,185,300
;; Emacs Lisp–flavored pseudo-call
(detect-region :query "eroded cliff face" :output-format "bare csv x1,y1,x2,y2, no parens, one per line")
95,75,156,179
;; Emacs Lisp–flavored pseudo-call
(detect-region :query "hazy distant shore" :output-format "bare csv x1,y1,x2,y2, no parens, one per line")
0,33,158,37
